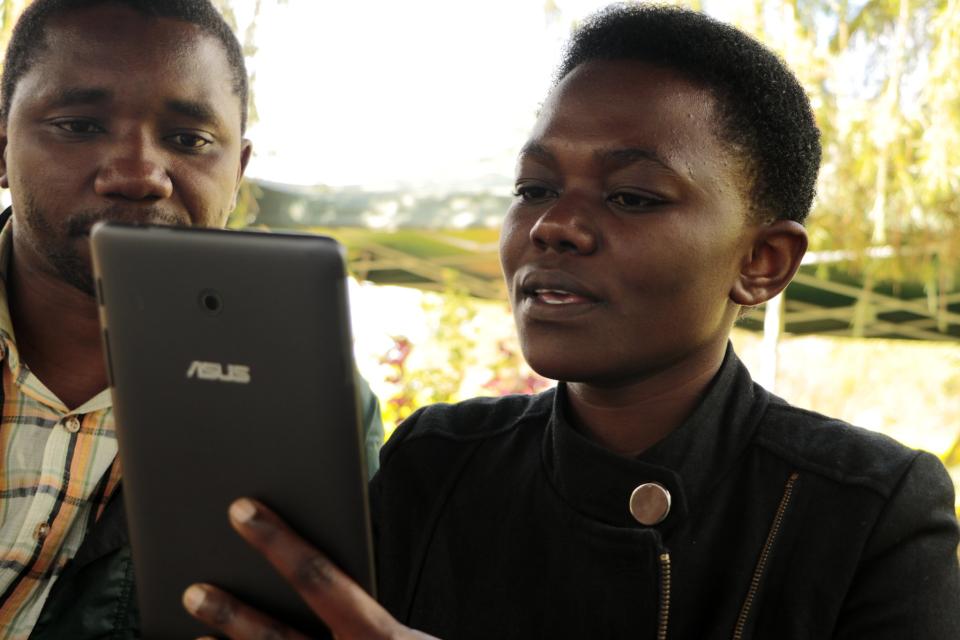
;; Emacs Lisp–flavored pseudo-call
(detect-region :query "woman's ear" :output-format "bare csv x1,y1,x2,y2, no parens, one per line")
0,126,8,189
730,220,808,307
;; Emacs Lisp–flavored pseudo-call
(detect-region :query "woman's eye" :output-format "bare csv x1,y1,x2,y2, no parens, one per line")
170,133,211,149
514,185,555,202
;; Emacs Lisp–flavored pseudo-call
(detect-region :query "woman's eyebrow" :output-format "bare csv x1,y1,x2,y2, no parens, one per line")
518,142,679,175
601,147,678,174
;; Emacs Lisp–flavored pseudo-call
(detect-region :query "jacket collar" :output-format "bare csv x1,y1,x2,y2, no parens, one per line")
542,344,769,532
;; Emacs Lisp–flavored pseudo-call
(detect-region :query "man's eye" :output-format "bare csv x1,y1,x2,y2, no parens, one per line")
54,120,103,134
169,133,212,149
513,185,556,203
608,191,662,210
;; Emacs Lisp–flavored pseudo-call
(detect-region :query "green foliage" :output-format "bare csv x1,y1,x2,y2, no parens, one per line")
481,338,552,397
378,272,477,436
227,179,262,229
0,1,26,54
800,1,957,262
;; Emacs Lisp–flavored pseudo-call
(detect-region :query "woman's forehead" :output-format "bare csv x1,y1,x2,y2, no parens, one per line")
537,60,717,136
531,63,725,165
520,59,751,216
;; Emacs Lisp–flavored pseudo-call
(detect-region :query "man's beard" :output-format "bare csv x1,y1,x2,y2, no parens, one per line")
47,243,97,297
19,198,190,297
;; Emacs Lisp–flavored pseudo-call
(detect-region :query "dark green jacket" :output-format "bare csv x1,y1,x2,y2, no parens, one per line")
26,377,383,639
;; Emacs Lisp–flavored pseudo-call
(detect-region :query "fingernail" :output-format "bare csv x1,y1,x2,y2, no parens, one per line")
182,584,206,613
229,498,257,524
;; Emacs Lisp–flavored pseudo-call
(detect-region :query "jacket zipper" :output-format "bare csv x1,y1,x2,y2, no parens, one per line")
732,472,800,640
657,551,671,640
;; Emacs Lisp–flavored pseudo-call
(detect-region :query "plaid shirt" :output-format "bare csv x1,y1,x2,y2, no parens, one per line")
0,222,121,639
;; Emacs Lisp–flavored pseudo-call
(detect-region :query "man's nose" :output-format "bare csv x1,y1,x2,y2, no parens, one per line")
94,135,173,201
529,195,599,256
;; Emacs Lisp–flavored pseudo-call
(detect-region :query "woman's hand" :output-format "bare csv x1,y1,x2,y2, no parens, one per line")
182,498,437,639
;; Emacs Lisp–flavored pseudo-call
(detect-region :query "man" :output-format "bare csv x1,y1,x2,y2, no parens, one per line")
0,1,382,638
186,5,960,640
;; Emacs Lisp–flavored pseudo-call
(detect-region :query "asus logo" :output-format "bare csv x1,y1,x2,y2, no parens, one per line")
186,361,251,384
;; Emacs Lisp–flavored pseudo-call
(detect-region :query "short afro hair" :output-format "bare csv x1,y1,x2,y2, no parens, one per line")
557,4,821,224
1,0,248,132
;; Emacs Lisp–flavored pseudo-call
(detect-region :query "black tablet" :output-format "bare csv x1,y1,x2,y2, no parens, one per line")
90,222,374,639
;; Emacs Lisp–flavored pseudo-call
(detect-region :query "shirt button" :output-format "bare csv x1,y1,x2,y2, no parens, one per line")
64,416,81,433
34,522,51,542
629,482,672,526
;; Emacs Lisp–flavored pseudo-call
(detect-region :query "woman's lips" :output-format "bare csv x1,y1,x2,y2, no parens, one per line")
517,279,602,321
518,268,601,303
532,288,595,305
515,268,604,319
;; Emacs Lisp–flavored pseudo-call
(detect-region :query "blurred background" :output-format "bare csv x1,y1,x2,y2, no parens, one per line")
1,0,957,505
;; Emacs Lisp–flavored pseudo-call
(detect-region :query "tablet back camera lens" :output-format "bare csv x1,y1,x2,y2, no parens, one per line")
199,290,223,315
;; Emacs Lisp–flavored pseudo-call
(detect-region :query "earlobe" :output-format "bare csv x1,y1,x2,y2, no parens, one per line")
730,220,808,307
238,139,253,184
229,139,254,212
0,127,8,189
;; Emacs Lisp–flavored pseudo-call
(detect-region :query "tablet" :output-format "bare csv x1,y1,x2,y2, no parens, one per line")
90,222,374,639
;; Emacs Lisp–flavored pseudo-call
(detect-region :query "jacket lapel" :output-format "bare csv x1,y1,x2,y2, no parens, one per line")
70,486,129,568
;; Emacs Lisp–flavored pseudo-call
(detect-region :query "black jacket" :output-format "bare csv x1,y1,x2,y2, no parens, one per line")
28,490,139,639
371,348,960,639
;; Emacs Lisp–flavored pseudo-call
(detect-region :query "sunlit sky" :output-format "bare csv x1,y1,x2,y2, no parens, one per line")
234,0,745,190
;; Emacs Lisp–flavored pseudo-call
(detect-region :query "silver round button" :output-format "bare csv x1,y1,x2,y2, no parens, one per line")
64,416,81,433
629,482,671,526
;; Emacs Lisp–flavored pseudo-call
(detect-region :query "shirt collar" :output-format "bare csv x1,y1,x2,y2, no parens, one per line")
542,343,769,532
0,208,113,414
0,209,19,362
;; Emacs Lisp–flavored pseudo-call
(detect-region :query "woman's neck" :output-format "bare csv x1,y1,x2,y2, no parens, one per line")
565,343,727,457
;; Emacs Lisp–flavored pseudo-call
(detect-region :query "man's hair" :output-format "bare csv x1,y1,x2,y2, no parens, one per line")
558,4,821,224
1,0,248,132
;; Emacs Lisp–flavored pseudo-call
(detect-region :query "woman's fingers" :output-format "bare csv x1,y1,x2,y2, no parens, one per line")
183,498,438,639
225,498,426,639
182,582,310,640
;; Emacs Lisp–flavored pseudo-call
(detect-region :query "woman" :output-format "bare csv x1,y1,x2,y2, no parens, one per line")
185,5,960,639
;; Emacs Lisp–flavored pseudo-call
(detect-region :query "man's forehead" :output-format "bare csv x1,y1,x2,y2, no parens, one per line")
43,5,214,65
18,4,233,93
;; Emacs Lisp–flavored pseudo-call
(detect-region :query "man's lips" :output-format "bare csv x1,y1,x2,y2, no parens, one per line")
67,207,189,237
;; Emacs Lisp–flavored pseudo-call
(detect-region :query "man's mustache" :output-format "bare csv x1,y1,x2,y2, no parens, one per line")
66,206,190,237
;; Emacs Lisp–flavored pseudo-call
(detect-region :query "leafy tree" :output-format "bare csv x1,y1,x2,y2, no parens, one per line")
731,0,959,296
